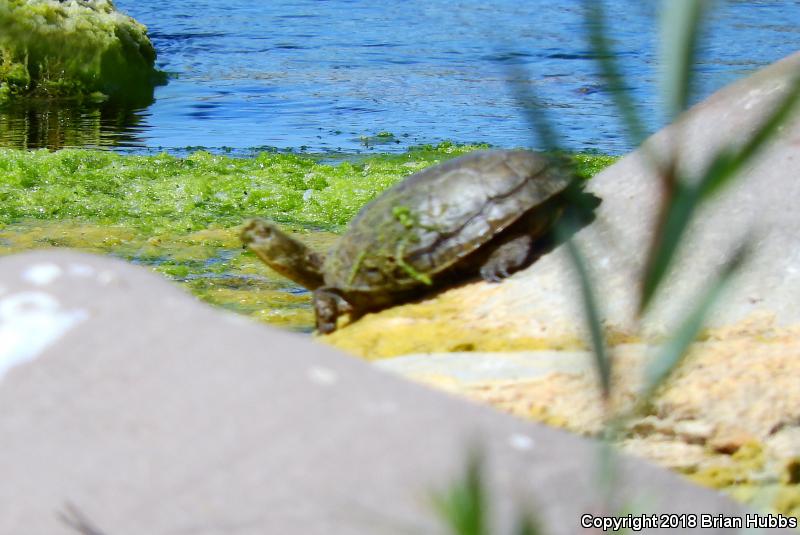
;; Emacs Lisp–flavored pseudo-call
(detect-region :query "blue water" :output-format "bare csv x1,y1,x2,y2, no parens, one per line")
3,1,799,154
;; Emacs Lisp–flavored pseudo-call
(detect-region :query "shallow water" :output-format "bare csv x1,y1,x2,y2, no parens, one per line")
1,1,798,154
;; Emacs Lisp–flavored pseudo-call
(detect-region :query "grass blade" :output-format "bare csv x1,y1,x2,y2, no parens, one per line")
639,180,696,312
59,503,109,535
631,0,707,305
639,73,800,312
640,241,749,404
562,233,612,400
503,63,564,154
431,449,487,535
659,0,707,120
582,0,648,146
515,513,543,535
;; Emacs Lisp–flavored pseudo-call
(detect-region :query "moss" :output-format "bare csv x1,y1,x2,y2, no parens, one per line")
689,441,765,488
689,465,743,488
685,441,800,520
570,152,619,179
773,486,800,519
320,287,600,359
0,0,164,105
528,405,571,429
322,307,637,359
0,144,504,231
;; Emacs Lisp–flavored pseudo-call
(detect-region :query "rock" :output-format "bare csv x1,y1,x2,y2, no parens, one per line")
0,0,164,105
765,428,800,484
326,51,800,356
377,335,800,515
618,438,709,471
378,333,800,449
376,347,649,435
0,250,760,534
626,416,715,446
656,333,800,441
766,428,800,464
708,428,758,455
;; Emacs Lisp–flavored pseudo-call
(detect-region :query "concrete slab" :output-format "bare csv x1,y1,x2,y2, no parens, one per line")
376,351,601,383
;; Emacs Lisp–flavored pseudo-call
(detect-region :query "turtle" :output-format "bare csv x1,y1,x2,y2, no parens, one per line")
240,149,598,334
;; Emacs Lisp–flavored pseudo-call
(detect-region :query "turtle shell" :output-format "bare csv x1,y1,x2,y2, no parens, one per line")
322,149,573,293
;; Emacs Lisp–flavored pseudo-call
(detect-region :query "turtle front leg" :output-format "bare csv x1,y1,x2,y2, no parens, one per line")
478,200,569,282
313,287,353,334
479,234,534,282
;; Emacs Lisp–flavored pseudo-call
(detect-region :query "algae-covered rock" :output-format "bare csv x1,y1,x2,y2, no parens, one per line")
0,0,165,105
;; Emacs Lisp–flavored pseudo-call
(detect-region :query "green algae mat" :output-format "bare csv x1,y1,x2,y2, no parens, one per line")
0,144,617,331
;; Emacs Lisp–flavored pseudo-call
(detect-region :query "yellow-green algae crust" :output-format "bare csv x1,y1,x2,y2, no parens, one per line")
0,0,164,104
0,144,617,331
684,441,800,520
321,290,639,360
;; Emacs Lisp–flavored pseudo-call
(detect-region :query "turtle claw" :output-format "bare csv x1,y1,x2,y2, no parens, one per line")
479,262,507,283
479,265,505,283
480,271,501,283
313,287,353,334
313,289,338,334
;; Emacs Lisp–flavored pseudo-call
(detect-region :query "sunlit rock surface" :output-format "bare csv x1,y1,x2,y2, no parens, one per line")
0,250,763,534
378,322,800,512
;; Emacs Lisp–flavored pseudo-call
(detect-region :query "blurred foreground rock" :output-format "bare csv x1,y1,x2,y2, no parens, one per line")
0,250,770,534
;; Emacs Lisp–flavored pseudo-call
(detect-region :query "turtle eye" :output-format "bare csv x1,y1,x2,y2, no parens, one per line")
363,267,383,283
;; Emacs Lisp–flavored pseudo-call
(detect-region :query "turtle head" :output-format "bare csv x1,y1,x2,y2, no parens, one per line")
240,218,326,291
